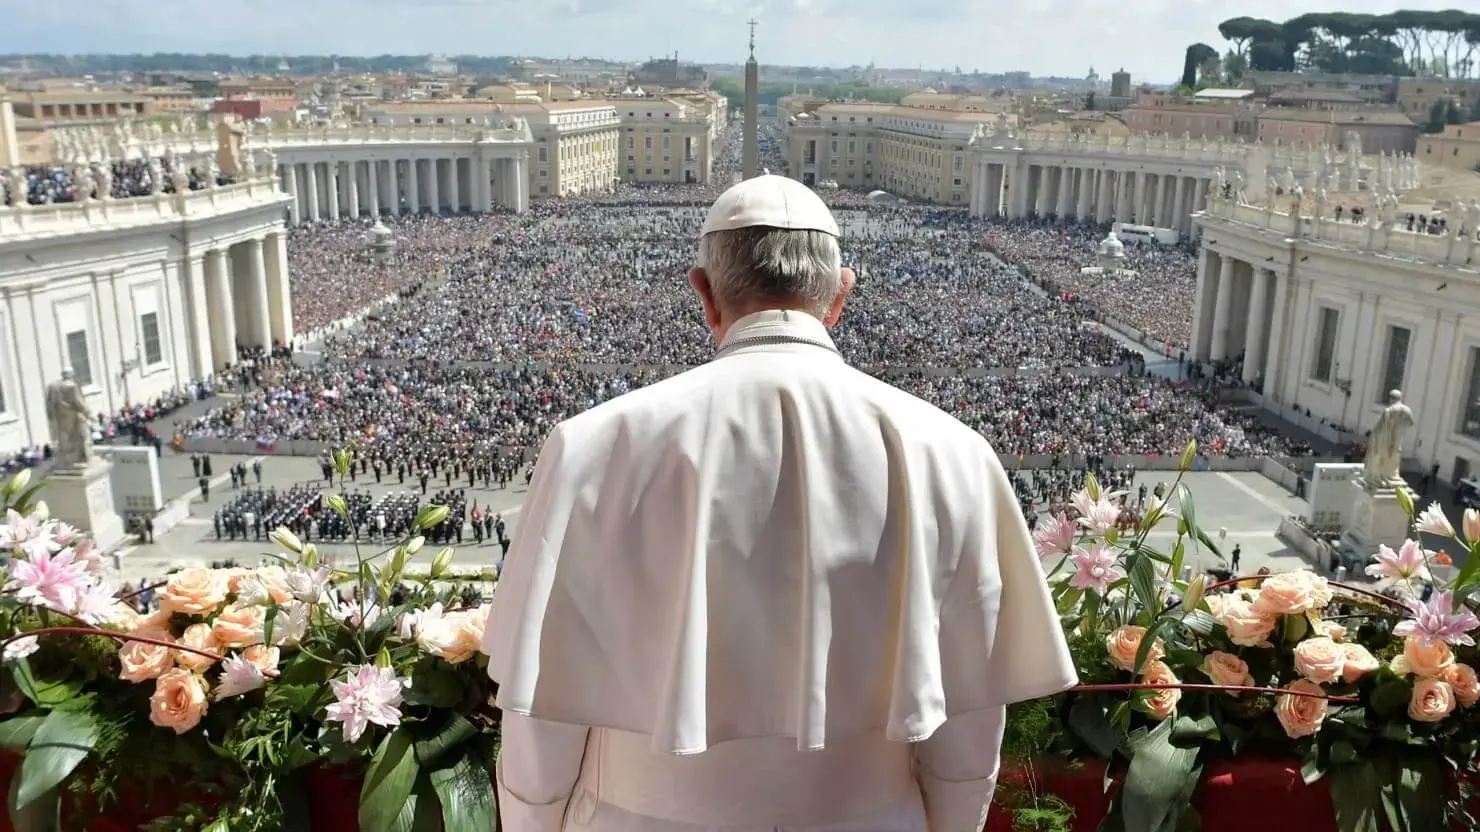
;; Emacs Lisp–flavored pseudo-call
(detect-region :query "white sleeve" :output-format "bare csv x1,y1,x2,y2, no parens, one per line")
913,706,1007,832
496,712,590,832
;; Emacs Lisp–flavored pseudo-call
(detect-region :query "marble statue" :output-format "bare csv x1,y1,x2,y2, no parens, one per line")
1315,187,1328,218
45,370,92,469
95,163,113,200
1290,185,1304,216
169,165,189,195
263,148,278,177
1213,166,1227,199
203,152,220,188
71,166,95,203
1267,174,1279,198
1329,169,1342,192
1281,167,1297,192
147,158,164,195
241,148,257,177
1468,202,1480,237
1451,201,1468,239
1231,170,1246,202
1139,133,1150,153
1364,391,1415,488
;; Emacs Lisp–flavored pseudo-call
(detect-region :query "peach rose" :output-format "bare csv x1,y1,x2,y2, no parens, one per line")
242,645,281,677
136,608,175,635
1106,625,1165,672
1391,636,1455,678
1409,678,1457,723
455,605,490,653
1316,621,1347,642
118,638,174,683
149,668,208,734
1340,643,1381,684
1275,679,1329,739
1439,663,1480,708
108,603,143,632
1293,637,1346,685
1141,660,1182,721
174,623,221,672
251,567,294,605
1218,596,1279,647
1253,571,1330,617
1202,651,1254,693
157,568,228,616
223,569,253,593
211,604,265,650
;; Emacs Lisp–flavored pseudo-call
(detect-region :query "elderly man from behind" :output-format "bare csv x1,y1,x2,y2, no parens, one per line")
485,175,1077,832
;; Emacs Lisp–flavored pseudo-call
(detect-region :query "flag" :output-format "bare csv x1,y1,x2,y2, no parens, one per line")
254,439,277,453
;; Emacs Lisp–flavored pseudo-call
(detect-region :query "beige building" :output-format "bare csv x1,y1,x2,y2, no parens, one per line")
615,97,716,184
1397,79,1480,122
508,101,622,197
1256,107,1418,154
218,78,298,101
1418,121,1480,172
138,85,200,113
1121,92,1255,141
473,84,544,105
10,89,151,125
785,98,1016,204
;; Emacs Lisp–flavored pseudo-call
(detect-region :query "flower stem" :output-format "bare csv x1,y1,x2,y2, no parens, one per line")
0,626,225,662
1071,681,1358,703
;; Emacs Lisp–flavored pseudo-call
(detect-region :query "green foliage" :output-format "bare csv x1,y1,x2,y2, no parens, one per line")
1208,10,1480,76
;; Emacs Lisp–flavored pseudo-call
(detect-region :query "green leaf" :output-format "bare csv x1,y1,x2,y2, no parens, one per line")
1176,484,1197,537
1169,540,1186,583
0,714,45,752
5,771,56,832
1068,696,1123,758
407,663,465,710
1182,610,1217,636
429,748,495,832
1452,545,1480,594
1171,713,1219,744
1134,616,1177,675
8,663,78,708
414,714,478,767
1129,554,1160,617
1327,761,1384,832
15,710,96,809
262,605,278,649
1395,754,1445,832
1120,720,1201,832
1055,586,1084,615
360,729,422,832
1370,679,1413,719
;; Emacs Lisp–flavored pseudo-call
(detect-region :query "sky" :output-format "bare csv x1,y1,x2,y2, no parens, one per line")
0,0,1467,81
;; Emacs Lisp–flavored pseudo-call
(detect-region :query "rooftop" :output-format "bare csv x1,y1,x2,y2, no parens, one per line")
1194,89,1256,101
1258,107,1415,126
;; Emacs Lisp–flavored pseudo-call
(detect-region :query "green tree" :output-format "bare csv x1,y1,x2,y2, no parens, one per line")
1085,90,1097,110
1425,98,1450,133
1181,43,1219,89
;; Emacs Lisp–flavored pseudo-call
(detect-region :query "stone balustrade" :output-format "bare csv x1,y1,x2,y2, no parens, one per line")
0,169,284,239
1201,196,1480,269
251,121,534,148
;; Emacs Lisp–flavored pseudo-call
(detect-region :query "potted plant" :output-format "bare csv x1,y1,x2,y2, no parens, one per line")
994,441,1480,832
0,452,501,832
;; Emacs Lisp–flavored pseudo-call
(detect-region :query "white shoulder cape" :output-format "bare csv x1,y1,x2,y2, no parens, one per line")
483,355,1076,754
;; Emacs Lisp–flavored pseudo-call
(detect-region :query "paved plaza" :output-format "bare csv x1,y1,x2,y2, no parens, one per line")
114,445,1317,582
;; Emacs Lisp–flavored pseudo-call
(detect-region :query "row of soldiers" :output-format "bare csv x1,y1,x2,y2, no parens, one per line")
212,486,321,542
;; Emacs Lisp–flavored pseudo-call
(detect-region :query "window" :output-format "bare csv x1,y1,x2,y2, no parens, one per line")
1378,326,1411,402
140,312,163,365
662,136,669,149
1461,347,1480,440
1310,307,1339,383
627,136,634,149
538,147,548,162
65,331,92,386
644,136,652,149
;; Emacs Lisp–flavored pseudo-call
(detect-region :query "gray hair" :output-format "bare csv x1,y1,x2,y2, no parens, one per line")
697,227,842,314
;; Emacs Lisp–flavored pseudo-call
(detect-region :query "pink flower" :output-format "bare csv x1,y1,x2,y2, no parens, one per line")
1032,513,1076,561
3,635,39,663
325,665,408,744
1394,591,1480,648
1366,540,1432,584
72,579,122,625
1068,544,1124,594
215,654,268,701
6,547,90,614
1416,503,1455,538
1070,490,1120,533
0,510,55,560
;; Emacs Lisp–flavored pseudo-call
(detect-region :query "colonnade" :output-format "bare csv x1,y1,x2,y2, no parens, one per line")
1190,247,1284,392
971,159,1212,236
182,233,293,376
278,153,529,225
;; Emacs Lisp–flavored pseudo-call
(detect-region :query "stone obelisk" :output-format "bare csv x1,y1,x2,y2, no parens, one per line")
742,18,759,181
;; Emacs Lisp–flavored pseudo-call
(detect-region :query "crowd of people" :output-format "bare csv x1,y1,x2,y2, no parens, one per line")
175,184,1313,475
2,155,234,207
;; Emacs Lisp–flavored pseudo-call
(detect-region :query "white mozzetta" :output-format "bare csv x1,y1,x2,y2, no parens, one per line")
0,169,291,456
1193,193,1480,485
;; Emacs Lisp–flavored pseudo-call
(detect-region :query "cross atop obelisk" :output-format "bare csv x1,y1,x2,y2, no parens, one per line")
742,18,760,180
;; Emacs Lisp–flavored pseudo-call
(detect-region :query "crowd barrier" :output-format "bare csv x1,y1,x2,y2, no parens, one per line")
175,437,332,458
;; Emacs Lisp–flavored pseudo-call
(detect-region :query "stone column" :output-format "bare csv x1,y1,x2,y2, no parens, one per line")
1210,255,1236,361
1261,270,1287,399
1172,176,1187,234
1242,267,1272,383
242,238,272,349
264,231,294,346
389,160,402,217
448,157,461,213
428,159,441,213
368,159,381,217
304,163,320,222
1193,178,1208,213
1096,171,1112,224
283,165,300,225
476,157,491,212
326,162,341,222
203,248,236,370
407,158,421,214
182,253,213,379
347,161,361,219
515,152,529,212
1057,166,1073,219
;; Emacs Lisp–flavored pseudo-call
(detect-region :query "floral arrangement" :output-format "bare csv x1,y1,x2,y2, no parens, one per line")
0,453,501,832
1006,442,1480,832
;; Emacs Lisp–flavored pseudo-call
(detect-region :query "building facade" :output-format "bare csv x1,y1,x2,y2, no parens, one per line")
1193,194,1480,484
0,169,292,455
1418,121,1480,172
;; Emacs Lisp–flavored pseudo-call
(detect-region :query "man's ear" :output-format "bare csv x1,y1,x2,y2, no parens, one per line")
823,267,856,328
689,267,722,330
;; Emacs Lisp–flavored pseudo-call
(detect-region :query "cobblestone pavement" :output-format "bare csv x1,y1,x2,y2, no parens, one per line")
114,451,1313,583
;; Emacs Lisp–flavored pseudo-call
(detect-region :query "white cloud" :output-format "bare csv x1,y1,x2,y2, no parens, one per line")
1,0,1469,80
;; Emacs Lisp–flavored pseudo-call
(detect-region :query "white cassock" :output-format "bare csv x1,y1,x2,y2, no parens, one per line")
484,310,1077,832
